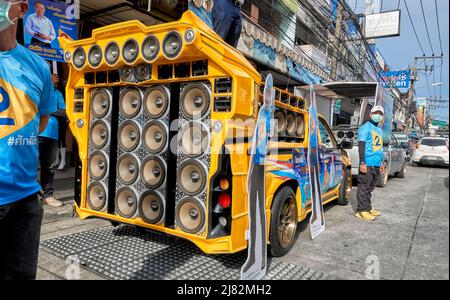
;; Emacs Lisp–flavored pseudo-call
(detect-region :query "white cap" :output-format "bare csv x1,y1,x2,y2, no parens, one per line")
371,105,385,115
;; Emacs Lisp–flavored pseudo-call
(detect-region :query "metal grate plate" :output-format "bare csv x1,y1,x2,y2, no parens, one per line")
41,226,333,280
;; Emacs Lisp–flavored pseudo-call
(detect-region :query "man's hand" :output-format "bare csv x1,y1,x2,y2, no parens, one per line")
380,165,385,174
359,163,368,174
39,115,50,134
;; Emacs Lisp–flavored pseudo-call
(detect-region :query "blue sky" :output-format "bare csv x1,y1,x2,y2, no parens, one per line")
348,0,449,122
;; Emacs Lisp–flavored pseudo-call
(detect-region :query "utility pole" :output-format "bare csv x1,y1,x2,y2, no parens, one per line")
330,0,343,80
406,58,418,129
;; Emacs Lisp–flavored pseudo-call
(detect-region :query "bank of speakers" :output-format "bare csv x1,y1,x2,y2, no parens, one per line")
175,81,211,235
334,130,355,144
275,109,306,140
87,88,113,212
115,86,170,225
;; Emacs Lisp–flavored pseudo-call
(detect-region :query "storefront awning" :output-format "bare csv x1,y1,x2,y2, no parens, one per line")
299,82,379,99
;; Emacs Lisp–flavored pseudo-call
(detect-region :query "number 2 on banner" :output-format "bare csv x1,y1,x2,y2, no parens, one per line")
0,87,15,126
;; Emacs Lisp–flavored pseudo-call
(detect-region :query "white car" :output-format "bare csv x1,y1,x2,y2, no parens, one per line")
412,137,449,166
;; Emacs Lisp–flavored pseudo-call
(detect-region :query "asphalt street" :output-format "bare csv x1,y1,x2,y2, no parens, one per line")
36,165,449,280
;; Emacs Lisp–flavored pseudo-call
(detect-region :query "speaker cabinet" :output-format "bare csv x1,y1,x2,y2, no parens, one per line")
175,81,211,235
115,86,171,225
87,88,113,212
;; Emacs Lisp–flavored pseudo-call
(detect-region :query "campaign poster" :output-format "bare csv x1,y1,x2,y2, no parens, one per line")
24,0,78,62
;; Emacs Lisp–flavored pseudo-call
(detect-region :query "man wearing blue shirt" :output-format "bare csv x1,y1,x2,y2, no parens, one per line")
355,106,385,222
39,72,66,207
0,0,56,280
24,0,56,47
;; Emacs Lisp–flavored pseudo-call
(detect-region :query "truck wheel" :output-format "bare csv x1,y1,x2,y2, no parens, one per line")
269,186,299,257
337,168,352,206
396,162,407,178
377,162,389,188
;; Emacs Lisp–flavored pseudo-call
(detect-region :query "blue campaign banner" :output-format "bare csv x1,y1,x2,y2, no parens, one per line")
24,0,78,62
379,70,411,89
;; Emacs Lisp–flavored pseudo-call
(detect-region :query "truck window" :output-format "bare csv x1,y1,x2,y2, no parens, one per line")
319,118,336,149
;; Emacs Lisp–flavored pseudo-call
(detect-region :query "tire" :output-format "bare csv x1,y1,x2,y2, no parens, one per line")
376,161,389,188
269,186,299,257
396,162,407,178
337,168,352,206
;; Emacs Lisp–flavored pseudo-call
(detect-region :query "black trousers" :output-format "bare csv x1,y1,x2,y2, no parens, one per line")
39,137,58,199
357,167,381,212
0,194,43,280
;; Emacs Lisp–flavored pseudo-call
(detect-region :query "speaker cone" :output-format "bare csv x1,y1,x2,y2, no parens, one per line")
105,42,120,65
286,113,296,136
120,88,142,118
296,114,305,138
73,47,86,69
120,67,135,82
91,89,111,118
116,187,138,219
135,64,151,81
176,197,205,234
117,154,139,185
89,151,108,180
184,29,195,44
346,131,355,139
179,121,210,157
180,83,211,119
88,45,102,68
90,120,109,149
336,131,345,139
275,110,287,134
178,160,207,196
142,35,159,62
143,121,168,154
87,182,107,211
139,191,164,224
123,39,139,64
144,86,170,119
163,31,182,59
118,121,140,152
141,156,166,189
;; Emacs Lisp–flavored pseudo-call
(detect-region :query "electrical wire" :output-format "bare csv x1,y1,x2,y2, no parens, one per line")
403,0,426,56
434,0,444,56
419,0,435,55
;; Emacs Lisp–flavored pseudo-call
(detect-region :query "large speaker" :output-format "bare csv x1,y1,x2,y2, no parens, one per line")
275,109,287,137
175,81,211,235
115,85,171,225
87,88,113,212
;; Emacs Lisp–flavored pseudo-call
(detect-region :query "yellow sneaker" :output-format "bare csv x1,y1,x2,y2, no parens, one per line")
369,209,382,217
355,211,376,221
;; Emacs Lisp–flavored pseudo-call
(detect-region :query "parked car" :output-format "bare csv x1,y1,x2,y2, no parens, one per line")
412,137,449,167
333,125,408,188
393,132,413,159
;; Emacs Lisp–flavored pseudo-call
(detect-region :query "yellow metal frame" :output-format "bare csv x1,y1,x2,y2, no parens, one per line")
61,11,351,254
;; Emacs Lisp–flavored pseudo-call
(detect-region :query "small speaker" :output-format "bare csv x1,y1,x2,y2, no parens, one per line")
73,47,86,69
139,191,165,224
178,121,210,158
286,112,296,136
162,31,183,59
275,110,287,135
123,39,139,64
88,45,102,68
141,156,166,189
143,121,168,155
296,114,305,138
135,64,151,82
88,150,108,180
118,120,141,152
175,197,206,234
180,82,211,119
117,153,139,185
116,187,138,219
144,86,170,119
91,89,112,118
177,160,207,196
105,42,120,66
87,181,108,212
142,35,159,63
89,120,109,149
120,88,142,118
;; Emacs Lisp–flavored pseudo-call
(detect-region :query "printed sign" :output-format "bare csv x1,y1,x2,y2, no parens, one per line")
380,70,411,89
364,10,401,39
24,0,78,62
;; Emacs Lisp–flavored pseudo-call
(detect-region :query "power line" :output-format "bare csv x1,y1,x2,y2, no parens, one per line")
419,0,435,55
404,0,425,56
434,0,444,56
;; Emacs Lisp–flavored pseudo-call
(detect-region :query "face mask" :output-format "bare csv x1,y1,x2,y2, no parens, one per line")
0,0,24,32
371,114,384,124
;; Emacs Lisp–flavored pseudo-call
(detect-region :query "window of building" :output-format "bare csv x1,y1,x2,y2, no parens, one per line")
250,4,259,23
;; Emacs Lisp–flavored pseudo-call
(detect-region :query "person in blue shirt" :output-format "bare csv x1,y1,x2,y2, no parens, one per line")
0,0,56,280
24,0,56,47
39,72,66,207
355,106,385,222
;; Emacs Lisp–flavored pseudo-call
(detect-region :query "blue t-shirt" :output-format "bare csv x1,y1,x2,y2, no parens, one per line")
253,108,272,165
358,121,384,167
0,44,56,205
40,89,65,140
